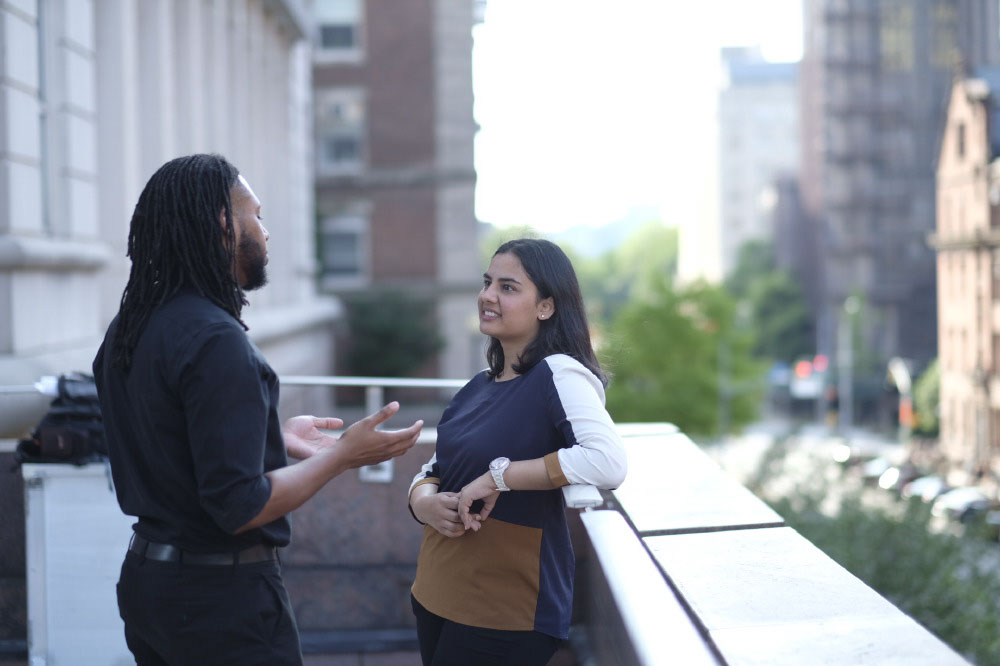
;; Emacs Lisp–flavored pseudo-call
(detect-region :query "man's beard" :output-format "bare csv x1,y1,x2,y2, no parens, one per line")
238,235,268,291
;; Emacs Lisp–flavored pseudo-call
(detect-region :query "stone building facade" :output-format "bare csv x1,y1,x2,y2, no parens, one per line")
0,0,336,658
0,0,337,438
932,70,1000,486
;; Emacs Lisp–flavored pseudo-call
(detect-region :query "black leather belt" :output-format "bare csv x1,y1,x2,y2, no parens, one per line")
129,534,277,566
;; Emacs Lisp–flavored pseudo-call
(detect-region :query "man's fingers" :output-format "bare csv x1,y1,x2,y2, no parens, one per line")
363,401,400,427
312,417,343,431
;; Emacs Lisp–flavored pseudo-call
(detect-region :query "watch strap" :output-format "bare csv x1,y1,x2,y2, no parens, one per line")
490,466,510,492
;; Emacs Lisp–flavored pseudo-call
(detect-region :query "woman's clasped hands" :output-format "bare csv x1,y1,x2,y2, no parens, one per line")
411,472,502,537
411,491,466,538
455,473,501,532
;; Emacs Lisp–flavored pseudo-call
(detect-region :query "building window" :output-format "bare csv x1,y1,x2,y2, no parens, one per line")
315,89,365,175
931,1,959,68
315,0,364,63
880,2,914,71
319,211,369,289
957,122,966,160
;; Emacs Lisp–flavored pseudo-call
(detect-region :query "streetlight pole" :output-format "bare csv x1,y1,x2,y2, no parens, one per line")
838,296,859,437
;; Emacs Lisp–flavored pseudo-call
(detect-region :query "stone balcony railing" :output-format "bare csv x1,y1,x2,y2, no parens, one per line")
576,424,970,665
1,377,974,665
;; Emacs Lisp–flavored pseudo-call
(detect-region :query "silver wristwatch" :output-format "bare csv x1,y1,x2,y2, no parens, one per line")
489,456,511,491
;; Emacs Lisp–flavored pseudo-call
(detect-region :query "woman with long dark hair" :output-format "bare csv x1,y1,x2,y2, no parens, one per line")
407,238,627,665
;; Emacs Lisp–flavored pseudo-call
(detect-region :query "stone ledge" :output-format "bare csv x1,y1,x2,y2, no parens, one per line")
244,297,343,347
0,235,110,271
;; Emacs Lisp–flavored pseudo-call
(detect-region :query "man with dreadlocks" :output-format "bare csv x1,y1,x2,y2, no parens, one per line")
92,153,422,665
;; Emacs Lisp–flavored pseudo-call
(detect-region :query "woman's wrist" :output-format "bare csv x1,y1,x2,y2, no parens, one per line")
408,485,437,525
409,494,427,524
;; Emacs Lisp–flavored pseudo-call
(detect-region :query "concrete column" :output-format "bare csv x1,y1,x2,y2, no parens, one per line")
95,0,140,324
137,0,176,176
206,0,232,157
172,0,207,153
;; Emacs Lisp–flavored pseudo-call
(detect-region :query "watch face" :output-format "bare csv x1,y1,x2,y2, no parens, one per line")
490,456,510,471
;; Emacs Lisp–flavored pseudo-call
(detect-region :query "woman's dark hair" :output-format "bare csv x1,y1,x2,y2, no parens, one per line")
111,153,245,371
486,238,607,386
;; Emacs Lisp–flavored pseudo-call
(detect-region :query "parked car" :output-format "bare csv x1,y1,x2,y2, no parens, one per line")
877,463,923,493
901,475,949,503
931,487,993,523
861,456,892,486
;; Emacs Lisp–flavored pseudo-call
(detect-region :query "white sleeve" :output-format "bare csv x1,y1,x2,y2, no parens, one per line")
546,356,627,489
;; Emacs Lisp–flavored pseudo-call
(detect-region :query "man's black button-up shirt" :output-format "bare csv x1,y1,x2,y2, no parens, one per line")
93,291,290,551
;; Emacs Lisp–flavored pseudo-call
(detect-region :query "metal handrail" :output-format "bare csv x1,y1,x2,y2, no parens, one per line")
280,375,467,425
281,375,468,389
0,385,40,394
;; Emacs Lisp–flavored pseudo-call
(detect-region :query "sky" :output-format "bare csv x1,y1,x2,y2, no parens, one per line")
472,1,804,237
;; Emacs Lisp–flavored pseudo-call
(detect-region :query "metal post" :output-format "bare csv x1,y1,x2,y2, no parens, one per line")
359,385,393,483
838,297,858,438
365,385,382,416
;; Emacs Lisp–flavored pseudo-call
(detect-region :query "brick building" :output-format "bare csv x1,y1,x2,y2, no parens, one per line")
932,69,1000,486
311,0,482,381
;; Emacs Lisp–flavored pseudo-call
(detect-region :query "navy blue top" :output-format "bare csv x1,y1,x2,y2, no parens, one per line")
412,354,625,639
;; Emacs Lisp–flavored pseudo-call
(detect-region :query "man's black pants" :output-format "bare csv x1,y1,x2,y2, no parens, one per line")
117,549,302,665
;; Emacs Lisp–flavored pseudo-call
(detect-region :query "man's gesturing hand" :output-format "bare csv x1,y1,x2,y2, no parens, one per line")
282,416,344,459
335,401,423,468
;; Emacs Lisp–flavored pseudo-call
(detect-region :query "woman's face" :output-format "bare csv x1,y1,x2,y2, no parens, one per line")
478,252,553,351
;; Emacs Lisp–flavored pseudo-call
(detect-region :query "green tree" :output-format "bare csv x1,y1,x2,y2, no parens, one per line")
725,240,814,364
576,222,678,324
913,358,940,437
604,278,764,435
342,290,444,377
725,240,776,299
747,272,814,362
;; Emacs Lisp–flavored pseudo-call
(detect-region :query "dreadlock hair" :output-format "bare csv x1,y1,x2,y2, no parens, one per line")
485,238,608,387
111,153,246,372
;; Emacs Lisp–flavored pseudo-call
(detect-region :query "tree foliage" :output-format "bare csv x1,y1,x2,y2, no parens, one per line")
342,290,444,377
747,272,814,362
577,222,678,324
725,240,814,364
604,278,764,435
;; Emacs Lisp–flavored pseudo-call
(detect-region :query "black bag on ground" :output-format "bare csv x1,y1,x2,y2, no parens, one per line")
14,372,107,466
